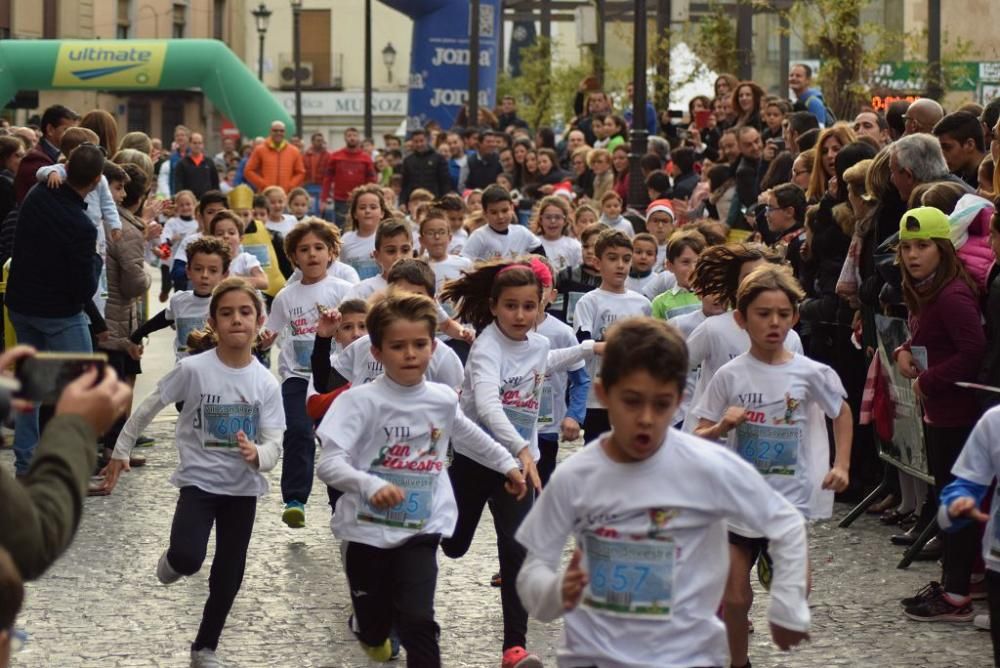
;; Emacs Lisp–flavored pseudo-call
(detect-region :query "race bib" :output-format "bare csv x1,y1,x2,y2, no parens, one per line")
503,404,538,441
243,244,272,268
348,257,380,280
292,339,313,373
175,316,206,352
537,383,554,426
566,292,585,327
358,470,436,531
991,489,1000,559
200,402,260,448
735,422,799,476
582,531,676,619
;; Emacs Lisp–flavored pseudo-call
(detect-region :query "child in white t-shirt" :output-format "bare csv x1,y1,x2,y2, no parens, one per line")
682,243,803,433
261,185,298,279
533,196,582,273
515,317,810,668
101,279,285,668
316,292,526,665
170,192,229,292
668,293,727,429
209,210,268,291
626,232,676,299
434,193,469,255
573,228,652,439
439,257,602,668
418,209,473,305
157,190,199,301
693,265,851,668
129,237,231,363
644,198,677,270
340,184,386,280
598,191,635,237
461,184,542,262
262,220,353,529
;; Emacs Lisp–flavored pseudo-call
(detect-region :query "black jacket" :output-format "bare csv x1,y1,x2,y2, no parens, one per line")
173,155,220,199
7,184,99,318
401,149,451,201
466,152,503,190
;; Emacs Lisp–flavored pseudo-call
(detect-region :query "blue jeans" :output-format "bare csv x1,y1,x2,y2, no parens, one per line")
280,377,315,504
333,200,350,231
304,184,322,216
9,309,93,474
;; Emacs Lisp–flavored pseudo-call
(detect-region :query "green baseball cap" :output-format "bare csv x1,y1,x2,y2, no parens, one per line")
899,206,951,241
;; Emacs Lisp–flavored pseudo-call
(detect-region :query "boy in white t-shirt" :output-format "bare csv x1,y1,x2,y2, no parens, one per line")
692,265,850,668
419,208,473,300
435,193,469,255
625,232,675,299
516,317,810,668
461,184,543,262
316,293,525,665
573,228,651,440
263,220,353,529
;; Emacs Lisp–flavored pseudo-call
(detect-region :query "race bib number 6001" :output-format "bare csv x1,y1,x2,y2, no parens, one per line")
582,531,676,619
201,403,260,448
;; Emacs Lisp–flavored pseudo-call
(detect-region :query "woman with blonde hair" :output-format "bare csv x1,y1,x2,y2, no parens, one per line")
807,124,856,202
118,132,153,156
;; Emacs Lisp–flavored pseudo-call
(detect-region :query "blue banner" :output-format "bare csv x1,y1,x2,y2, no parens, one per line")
380,0,501,130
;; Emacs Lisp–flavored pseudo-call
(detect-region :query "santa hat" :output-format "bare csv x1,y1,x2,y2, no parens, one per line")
646,199,675,221
552,181,575,200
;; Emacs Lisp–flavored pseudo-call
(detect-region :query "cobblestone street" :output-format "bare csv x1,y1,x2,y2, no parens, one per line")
2,315,995,667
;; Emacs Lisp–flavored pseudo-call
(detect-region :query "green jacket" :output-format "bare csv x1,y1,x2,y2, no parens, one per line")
0,415,96,580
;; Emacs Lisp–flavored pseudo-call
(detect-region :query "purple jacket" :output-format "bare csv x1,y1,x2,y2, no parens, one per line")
906,278,985,427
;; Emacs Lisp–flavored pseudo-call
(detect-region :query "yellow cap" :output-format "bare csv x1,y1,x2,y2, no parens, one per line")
227,184,254,210
899,206,951,241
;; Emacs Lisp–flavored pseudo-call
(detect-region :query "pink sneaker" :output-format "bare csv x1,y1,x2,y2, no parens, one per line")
501,646,543,668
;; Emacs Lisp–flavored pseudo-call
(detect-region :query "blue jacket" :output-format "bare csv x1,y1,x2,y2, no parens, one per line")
7,183,100,318
624,101,658,137
797,88,830,125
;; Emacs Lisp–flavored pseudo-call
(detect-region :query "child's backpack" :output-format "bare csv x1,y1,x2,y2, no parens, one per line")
949,193,996,295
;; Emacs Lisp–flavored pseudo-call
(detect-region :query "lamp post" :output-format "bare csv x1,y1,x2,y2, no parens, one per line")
363,0,373,139
382,42,397,84
290,0,303,137
251,3,271,82
627,0,650,211
468,0,480,128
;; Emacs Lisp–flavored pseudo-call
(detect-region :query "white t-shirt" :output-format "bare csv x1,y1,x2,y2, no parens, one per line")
461,224,541,262
334,334,465,391
154,349,285,497
171,232,202,265
573,288,652,408
515,429,809,668
265,214,298,237
448,228,469,255
428,254,473,298
461,323,551,460
540,236,583,273
681,311,803,432
601,216,635,237
345,274,387,303
340,231,380,280
165,291,212,361
692,352,845,530
288,261,361,287
626,270,677,300
668,308,707,427
948,406,1000,572
265,276,354,380
315,375,518,548
229,250,262,278
535,315,585,435
160,216,199,262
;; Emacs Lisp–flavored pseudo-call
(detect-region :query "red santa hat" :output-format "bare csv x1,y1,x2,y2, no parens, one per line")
646,199,675,221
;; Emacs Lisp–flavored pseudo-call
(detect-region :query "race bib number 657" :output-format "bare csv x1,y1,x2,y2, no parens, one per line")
582,531,676,619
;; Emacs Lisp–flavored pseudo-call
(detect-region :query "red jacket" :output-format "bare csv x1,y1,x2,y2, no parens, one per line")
321,147,376,203
302,147,330,187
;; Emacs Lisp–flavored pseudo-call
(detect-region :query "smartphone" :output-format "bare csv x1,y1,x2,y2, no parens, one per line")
694,110,712,130
15,352,108,405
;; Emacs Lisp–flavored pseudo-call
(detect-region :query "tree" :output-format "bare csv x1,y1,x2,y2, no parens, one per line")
496,37,592,130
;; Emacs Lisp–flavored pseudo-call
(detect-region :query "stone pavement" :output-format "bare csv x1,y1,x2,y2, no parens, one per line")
1,280,995,667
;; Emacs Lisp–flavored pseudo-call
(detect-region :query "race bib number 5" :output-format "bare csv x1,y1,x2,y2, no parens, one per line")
582,531,676,619
358,470,436,531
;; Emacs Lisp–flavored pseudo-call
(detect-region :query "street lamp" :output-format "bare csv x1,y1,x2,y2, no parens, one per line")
251,3,271,82
290,0,303,137
382,42,397,84
627,0,650,210
364,0,373,140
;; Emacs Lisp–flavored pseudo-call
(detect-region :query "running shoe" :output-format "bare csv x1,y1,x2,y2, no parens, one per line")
135,435,156,448
975,613,991,630
282,501,306,528
491,571,502,587
501,646,543,668
900,581,943,608
157,551,182,585
348,614,395,662
904,589,974,622
190,648,226,667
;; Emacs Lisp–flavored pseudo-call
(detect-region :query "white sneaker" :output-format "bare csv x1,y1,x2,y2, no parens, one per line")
190,648,226,667
975,613,991,631
156,551,182,585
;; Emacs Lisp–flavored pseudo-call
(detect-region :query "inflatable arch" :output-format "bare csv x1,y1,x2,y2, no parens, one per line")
0,39,294,137
381,0,501,130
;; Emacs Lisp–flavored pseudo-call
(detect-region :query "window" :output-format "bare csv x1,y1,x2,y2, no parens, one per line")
127,100,151,133
161,98,184,144
117,0,131,39
172,2,186,38
213,0,225,40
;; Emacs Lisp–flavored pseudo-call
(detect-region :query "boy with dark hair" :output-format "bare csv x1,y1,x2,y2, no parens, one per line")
669,146,699,200
551,223,604,326
460,184,542,261
516,317,810,668
573,229,651,437
651,229,705,321
933,111,987,188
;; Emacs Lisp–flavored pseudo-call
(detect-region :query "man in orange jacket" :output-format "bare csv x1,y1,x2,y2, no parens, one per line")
244,121,306,193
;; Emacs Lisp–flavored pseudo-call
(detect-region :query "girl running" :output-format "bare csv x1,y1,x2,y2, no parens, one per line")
101,278,285,668
532,195,581,272
209,210,268,291
158,190,199,301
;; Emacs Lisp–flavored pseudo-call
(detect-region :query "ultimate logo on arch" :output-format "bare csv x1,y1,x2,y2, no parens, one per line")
52,41,167,88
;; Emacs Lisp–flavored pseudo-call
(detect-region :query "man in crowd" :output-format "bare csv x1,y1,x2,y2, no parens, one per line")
782,110,821,157
788,63,833,126
213,136,239,173
932,111,987,188
560,129,588,170
903,98,945,136
624,82,658,137
445,131,469,192
14,104,78,203
889,133,956,203
302,132,330,216
733,126,764,220
466,130,503,190
853,111,891,147
321,127,376,228
172,132,219,199
577,90,612,146
496,96,528,131
400,128,450,202
244,121,306,193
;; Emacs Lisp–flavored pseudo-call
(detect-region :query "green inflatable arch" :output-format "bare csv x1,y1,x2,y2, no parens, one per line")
0,39,294,137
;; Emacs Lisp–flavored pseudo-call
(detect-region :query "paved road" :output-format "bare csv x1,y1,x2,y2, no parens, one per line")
2,275,995,667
